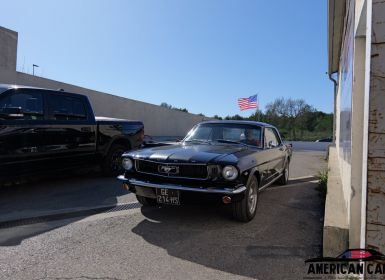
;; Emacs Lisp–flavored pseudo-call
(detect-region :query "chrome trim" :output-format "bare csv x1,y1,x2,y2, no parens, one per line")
258,172,282,191
117,175,246,194
134,158,208,165
134,159,210,180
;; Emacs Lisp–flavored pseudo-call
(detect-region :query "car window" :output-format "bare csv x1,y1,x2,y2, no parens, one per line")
223,128,243,141
48,94,87,120
0,90,44,120
191,126,212,140
184,123,263,148
264,127,280,148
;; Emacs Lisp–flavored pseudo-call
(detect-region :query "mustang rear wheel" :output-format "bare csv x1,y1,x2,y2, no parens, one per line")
232,175,258,222
136,195,158,206
278,161,289,185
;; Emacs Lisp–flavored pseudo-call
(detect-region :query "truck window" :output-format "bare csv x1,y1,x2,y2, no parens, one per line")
48,94,87,120
0,90,44,120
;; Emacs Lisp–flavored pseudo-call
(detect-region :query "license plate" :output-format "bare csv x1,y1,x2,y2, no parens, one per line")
156,188,180,205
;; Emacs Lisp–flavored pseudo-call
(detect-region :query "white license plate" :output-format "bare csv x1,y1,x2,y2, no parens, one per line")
156,188,180,205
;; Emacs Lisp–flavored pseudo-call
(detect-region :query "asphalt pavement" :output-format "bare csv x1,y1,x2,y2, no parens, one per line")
0,145,328,280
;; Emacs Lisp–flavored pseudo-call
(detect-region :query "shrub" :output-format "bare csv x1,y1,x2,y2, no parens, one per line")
316,170,328,198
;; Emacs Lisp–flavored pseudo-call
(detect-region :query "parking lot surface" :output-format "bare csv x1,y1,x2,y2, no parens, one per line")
0,148,327,280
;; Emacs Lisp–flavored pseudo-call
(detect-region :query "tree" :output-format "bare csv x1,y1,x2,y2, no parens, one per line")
160,102,188,113
225,114,244,120
174,108,189,113
160,102,172,109
248,109,266,122
264,97,315,139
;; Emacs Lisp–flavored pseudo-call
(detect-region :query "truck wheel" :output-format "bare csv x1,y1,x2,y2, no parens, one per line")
136,195,157,206
102,144,127,176
232,175,258,222
278,161,289,185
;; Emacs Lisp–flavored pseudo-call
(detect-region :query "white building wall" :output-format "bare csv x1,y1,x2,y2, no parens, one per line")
332,0,371,248
366,0,385,252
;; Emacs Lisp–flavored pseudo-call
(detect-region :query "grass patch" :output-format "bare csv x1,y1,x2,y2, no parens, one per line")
316,170,328,198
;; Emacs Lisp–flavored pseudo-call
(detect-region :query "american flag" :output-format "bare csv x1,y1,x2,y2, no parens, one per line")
238,94,258,111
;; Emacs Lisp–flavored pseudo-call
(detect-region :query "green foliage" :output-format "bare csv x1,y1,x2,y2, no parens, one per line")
174,108,188,113
160,102,172,109
160,102,188,113
224,114,244,120
161,98,333,141
215,97,333,141
316,170,328,198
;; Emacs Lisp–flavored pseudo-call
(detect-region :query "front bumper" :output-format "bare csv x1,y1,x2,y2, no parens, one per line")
117,175,246,194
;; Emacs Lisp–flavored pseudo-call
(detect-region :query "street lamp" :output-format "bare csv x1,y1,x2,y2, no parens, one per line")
32,64,39,76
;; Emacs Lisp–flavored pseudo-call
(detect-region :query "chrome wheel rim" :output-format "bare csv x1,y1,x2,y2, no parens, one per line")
248,182,257,214
285,165,289,181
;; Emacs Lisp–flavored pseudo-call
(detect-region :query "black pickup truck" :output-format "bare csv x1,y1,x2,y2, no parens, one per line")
0,84,144,184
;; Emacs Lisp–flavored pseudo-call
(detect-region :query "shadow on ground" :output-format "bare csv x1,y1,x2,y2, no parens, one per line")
0,171,127,246
131,181,324,279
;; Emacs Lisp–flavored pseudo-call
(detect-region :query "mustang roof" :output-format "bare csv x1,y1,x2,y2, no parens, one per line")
200,120,273,127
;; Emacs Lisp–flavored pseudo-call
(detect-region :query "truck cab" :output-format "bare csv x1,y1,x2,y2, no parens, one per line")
0,84,144,184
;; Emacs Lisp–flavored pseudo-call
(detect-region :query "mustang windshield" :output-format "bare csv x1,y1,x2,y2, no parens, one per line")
184,123,263,148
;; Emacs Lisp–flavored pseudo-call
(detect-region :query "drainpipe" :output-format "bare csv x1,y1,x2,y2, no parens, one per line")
329,73,338,144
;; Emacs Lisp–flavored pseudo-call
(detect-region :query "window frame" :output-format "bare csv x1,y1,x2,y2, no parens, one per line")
46,92,90,123
183,123,264,148
0,88,46,123
264,127,282,149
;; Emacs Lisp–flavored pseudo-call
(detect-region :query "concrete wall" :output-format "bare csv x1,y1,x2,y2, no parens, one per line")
0,27,17,71
0,26,209,137
366,0,385,252
0,69,208,137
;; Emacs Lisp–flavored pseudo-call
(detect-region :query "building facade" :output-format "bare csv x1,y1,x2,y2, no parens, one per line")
326,0,385,256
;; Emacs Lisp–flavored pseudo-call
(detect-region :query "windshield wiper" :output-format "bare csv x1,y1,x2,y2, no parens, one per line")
215,139,248,146
184,139,212,144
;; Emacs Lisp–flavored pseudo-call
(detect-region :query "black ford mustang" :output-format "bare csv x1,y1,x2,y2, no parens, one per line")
118,121,292,222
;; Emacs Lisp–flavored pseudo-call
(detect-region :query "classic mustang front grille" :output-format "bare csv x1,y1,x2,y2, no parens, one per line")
135,159,209,180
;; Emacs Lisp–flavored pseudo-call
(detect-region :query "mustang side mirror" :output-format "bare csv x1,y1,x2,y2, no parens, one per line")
268,140,278,148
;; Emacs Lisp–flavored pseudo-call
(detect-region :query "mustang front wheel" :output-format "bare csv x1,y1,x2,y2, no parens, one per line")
232,175,258,222
102,144,127,176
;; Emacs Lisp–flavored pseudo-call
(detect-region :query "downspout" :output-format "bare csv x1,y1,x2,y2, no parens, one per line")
329,73,338,144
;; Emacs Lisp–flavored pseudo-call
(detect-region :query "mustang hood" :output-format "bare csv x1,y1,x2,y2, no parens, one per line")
128,143,253,164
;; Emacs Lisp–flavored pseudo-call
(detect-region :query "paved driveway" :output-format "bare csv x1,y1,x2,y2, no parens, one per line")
0,150,327,280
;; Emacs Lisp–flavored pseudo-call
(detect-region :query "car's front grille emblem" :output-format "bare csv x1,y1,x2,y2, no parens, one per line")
158,165,180,175
135,159,208,179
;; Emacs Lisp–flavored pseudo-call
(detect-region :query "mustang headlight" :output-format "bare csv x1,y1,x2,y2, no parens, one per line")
122,158,133,170
222,165,239,181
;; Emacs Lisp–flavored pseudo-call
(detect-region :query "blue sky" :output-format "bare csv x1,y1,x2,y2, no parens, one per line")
1,0,333,117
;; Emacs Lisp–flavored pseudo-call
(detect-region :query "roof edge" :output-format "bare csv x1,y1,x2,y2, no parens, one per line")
328,0,347,74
